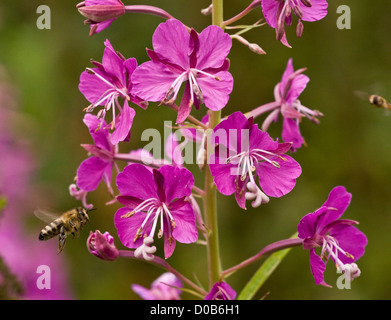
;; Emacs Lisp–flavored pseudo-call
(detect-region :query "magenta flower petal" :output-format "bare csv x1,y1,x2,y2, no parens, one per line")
116,163,158,200
114,207,147,249
152,19,193,70
176,81,193,124
132,284,157,300
158,165,194,203
196,25,232,70
205,282,237,300
258,155,301,197
280,59,310,105
83,113,112,151
77,157,111,191
132,272,183,300
170,202,198,244
330,224,368,264
92,19,115,34
79,68,113,104
196,71,234,111
163,228,176,259
298,207,326,240
282,118,305,152
131,61,178,102
209,160,238,196
261,0,280,28
102,39,126,84
301,0,328,22
309,249,328,286
316,186,352,230
111,101,136,145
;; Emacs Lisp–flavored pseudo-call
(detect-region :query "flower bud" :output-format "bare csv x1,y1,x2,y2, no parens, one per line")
296,20,304,38
87,230,119,261
77,1,125,23
248,43,267,55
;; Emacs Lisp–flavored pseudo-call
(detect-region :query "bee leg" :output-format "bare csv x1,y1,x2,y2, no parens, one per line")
69,221,78,238
58,226,66,254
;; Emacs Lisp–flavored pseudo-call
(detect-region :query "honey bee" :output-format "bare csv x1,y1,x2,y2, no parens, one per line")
369,94,391,110
35,207,90,253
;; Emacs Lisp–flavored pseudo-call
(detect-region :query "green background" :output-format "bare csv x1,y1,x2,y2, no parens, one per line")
0,0,390,299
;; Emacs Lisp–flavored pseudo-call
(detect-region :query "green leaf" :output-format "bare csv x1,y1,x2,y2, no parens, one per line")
237,232,298,300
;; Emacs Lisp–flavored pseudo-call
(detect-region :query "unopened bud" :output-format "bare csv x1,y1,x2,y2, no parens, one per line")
296,20,304,38
77,1,125,23
201,4,213,16
87,230,119,261
248,43,266,55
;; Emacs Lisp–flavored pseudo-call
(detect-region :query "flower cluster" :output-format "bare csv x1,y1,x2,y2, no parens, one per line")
69,0,369,301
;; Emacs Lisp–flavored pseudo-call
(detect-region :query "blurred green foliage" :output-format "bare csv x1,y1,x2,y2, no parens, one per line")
0,0,391,299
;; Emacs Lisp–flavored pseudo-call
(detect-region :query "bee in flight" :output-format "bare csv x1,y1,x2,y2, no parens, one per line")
35,207,91,253
369,94,391,110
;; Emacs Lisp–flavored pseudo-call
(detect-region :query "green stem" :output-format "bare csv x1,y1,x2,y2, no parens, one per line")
212,0,224,28
204,111,221,288
204,0,224,289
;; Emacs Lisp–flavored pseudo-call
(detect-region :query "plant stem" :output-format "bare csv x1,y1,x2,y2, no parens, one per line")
119,250,208,296
221,236,303,278
204,110,221,288
222,0,262,27
212,0,224,28
203,0,224,289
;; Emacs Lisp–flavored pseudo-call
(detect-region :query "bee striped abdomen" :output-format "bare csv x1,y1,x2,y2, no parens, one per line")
39,219,63,241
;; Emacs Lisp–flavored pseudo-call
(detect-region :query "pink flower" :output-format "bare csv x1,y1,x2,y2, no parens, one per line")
114,164,198,259
132,272,183,300
77,0,125,36
131,19,233,123
205,281,236,300
75,114,116,198
209,112,301,209
298,186,368,287
262,0,328,47
79,39,146,145
87,230,119,261
250,58,323,152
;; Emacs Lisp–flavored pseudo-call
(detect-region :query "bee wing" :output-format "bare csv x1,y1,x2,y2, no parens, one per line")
34,209,62,223
353,90,370,101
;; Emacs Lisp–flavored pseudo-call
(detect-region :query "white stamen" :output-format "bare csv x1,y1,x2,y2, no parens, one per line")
86,67,130,100
134,236,156,261
245,182,270,208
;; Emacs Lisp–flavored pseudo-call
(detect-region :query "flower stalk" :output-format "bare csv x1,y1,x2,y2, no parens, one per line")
222,0,262,27
221,236,303,278
204,0,224,289
118,250,208,296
